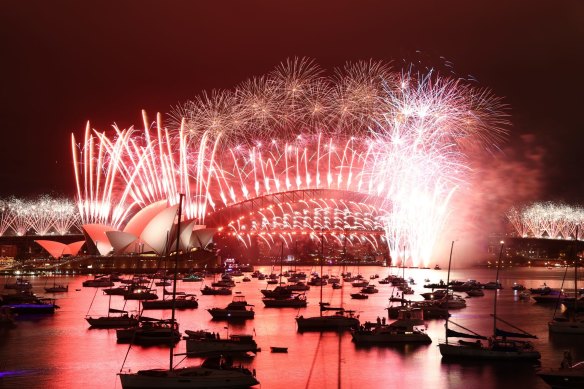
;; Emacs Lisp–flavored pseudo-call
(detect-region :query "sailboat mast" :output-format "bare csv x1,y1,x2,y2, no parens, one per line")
320,230,324,316
279,242,284,285
402,246,406,280
169,193,184,371
493,241,504,337
574,226,579,313
445,240,454,345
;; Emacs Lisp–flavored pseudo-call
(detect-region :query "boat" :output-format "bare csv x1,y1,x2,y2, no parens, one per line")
295,233,360,332
210,279,236,288
296,308,360,331
261,244,293,299
123,287,158,300
86,290,139,328
361,285,379,294
483,281,503,290
82,276,114,287
44,284,68,293
116,317,181,344
86,308,139,328
185,330,259,356
142,294,198,310
44,268,69,293
119,356,259,388
262,293,307,308
421,289,449,300
387,300,450,320
352,307,431,344
2,297,58,314
285,282,310,291
538,356,584,389
182,274,204,282
351,280,369,288
549,239,584,334
207,295,255,320
200,285,232,295
119,194,259,388
351,293,368,300
466,288,485,297
437,294,467,309
438,241,541,361
533,290,567,304
270,346,287,353
4,278,32,290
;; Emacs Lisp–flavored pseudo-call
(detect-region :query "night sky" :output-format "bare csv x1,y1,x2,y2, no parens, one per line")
1,1,583,203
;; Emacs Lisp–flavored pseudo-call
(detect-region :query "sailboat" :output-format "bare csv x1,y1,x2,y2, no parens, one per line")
295,231,360,331
262,243,308,308
44,265,68,293
438,241,541,360
85,289,139,328
549,233,584,334
118,194,259,388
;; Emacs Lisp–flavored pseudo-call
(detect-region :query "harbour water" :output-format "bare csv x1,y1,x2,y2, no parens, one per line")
1,266,583,388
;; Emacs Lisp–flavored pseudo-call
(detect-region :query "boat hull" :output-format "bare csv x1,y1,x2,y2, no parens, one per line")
548,320,584,334
262,298,307,308
438,343,541,360
186,339,259,355
352,332,431,344
86,316,139,328
207,309,255,320
296,315,360,331
119,367,259,388
142,299,198,310
537,370,584,389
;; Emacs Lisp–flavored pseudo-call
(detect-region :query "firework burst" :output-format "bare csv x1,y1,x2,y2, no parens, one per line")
72,58,508,266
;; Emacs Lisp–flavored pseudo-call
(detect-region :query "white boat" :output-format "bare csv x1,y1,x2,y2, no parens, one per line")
119,195,260,388
352,307,431,344
438,241,541,361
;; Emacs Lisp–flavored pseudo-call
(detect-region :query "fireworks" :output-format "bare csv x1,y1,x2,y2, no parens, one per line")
0,196,81,236
72,58,508,266
508,202,584,240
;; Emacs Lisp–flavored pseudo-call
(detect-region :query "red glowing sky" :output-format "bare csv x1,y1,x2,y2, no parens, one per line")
1,1,583,203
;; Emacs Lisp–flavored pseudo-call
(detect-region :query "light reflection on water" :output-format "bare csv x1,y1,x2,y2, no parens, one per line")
1,266,582,388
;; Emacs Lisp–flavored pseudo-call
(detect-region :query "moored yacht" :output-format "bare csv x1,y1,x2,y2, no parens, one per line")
185,330,259,356
119,357,259,388
296,308,360,331
352,307,431,344
208,296,255,320
438,241,540,361
262,293,307,308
